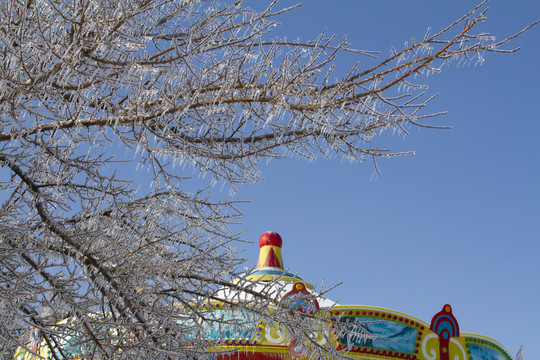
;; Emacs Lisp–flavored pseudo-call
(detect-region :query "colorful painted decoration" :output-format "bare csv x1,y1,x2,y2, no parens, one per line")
280,282,320,357
430,304,460,360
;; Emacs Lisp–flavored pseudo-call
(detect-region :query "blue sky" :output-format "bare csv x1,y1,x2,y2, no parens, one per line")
232,1,540,359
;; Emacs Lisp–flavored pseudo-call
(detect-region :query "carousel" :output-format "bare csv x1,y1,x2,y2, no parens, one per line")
203,231,514,360
15,231,514,360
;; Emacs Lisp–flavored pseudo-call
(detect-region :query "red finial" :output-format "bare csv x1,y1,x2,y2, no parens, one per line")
259,231,282,248
257,231,284,269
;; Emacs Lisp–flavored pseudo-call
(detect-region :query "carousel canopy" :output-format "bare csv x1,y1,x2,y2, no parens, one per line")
14,232,516,360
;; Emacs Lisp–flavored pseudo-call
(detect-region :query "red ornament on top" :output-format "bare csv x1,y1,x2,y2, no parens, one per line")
259,231,282,248
257,231,284,269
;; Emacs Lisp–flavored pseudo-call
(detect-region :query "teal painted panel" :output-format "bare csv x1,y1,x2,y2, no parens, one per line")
338,317,417,354
189,309,258,340
469,344,507,360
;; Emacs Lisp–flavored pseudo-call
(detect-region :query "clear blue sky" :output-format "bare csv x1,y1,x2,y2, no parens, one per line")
232,1,540,359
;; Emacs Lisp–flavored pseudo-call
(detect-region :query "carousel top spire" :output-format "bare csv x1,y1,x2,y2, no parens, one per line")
246,231,314,289
257,231,283,269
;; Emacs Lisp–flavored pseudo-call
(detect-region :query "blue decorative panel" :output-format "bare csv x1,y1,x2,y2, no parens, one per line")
469,344,507,360
339,317,418,354
197,309,257,340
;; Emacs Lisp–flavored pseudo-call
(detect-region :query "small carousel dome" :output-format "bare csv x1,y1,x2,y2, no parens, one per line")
244,231,314,290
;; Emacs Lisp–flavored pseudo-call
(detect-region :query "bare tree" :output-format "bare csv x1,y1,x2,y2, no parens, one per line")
0,0,536,358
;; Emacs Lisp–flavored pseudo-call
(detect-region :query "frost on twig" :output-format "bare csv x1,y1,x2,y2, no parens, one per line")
0,0,536,358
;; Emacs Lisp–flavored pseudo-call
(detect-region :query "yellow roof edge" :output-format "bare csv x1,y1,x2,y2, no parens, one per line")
324,305,428,324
